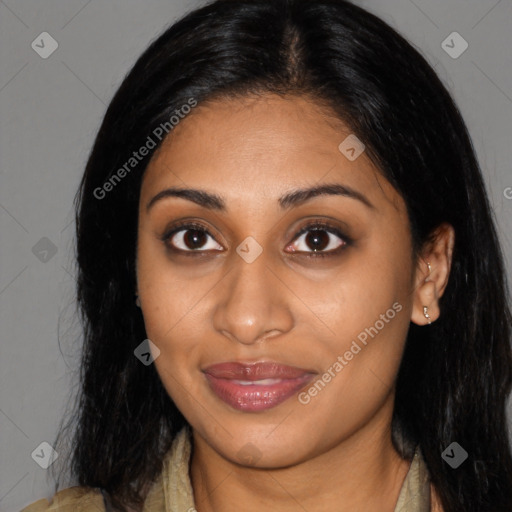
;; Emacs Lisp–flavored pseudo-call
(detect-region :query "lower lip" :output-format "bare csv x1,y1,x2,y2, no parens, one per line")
204,373,315,412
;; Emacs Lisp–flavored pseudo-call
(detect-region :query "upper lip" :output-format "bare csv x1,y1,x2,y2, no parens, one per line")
202,361,317,380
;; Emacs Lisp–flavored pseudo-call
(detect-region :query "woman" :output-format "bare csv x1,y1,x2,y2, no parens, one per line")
21,0,512,511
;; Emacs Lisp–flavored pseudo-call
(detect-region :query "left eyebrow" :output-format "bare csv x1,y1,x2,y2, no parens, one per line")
145,183,375,213
278,183,375,210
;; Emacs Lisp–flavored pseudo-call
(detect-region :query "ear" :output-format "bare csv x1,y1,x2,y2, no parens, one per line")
411,223,455,326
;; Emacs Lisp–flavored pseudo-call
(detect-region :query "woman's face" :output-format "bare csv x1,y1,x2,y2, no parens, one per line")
136,93,416,467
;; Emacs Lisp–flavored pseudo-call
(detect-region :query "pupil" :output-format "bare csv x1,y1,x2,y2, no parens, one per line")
306,230,329,251
184,229,206,249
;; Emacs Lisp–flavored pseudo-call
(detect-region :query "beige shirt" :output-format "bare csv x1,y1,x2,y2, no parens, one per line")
21,426,432,512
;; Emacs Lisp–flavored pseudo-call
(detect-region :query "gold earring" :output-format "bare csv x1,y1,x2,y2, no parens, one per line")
423,306,431,324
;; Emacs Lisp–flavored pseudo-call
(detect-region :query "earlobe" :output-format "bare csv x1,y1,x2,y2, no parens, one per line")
411,278,440,326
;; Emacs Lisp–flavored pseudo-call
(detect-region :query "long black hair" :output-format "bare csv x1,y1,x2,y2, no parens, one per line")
50,0,512,510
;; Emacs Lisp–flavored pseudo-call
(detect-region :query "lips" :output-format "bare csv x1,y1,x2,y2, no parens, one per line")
202,361,317,412
203,361,315,380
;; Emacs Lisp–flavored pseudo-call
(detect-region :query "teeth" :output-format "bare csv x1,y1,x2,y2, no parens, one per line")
233,378,283,386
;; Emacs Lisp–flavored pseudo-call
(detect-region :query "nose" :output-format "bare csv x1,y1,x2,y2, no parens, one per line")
212,249,294,346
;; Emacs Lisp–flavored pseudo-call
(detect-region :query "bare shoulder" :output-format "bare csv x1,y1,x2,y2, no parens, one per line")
20,486,105,512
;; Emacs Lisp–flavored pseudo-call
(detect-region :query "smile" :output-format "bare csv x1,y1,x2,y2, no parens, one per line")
202,361,317,411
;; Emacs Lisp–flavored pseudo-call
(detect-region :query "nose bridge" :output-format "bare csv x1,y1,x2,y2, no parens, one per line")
212,245,293,345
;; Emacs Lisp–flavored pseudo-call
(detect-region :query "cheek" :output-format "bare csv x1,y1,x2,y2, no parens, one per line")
293,243,412,409
136,230,219,376
136,256,208,418
293,244,410,349
136,231,190,351
137,226,191,317
297,299,409,438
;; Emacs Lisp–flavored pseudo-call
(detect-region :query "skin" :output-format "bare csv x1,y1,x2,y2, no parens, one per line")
136,93,453,512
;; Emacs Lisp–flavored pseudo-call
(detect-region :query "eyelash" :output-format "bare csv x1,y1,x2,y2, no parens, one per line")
160,220,351,259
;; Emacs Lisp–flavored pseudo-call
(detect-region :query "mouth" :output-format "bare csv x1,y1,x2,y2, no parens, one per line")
202,361,317,412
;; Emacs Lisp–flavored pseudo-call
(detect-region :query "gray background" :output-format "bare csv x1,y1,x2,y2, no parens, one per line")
1,1,511,511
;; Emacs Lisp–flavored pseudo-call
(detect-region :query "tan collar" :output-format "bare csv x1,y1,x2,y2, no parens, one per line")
145,426,431,512
394,444,431,511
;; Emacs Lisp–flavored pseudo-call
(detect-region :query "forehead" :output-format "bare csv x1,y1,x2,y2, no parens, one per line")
140,93,403,214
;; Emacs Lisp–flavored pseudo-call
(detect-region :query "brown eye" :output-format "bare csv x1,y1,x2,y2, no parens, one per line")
286,222,349,257
162,223,223,253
